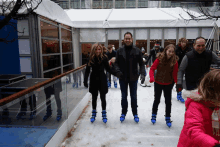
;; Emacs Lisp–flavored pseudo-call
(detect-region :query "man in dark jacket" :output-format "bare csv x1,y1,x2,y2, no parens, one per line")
175,38,192,103
177,37,220,93
145,42,164,66
140,48,151,87
106,44,117,88
114,32,145,123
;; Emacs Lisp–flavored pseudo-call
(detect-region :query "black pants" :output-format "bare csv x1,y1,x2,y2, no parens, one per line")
92,93,106,110
20,95,36,113
152,82,173,117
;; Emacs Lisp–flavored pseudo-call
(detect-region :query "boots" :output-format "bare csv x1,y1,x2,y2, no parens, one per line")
90,110,97,123
120,114,126,122
177,92,185,103
29,110,36,120
56,109,62,121
165,116,172,128
151,114,157,124
114,81,117,88
134,115,139,123
102,110,107,123
16,108,27,120
43,107,52,121
108,81,111,88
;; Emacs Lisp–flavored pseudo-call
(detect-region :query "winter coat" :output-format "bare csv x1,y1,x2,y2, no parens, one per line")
175,45,192,68
177,91,220,147
114,45,145,81
84,56,116,95
149,58,178,85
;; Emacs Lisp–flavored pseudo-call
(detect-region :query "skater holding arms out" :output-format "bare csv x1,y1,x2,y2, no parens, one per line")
84,43,116,123
177,69,220,147
149,44,179,128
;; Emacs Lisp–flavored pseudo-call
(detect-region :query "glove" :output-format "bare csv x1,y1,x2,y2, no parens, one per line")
116,72,123,79
140,75,145,84
84,82,88,88
176,84,183,93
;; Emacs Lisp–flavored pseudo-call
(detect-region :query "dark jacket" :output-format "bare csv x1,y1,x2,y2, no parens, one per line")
106,50,116,61
145,46,164,65
175,45,192,68
185,49,212,90
84,56,116,95
114,45,145,81
142,53,149,65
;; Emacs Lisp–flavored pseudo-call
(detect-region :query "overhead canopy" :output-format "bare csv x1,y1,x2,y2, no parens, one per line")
65,7,217,28
0,0,73,27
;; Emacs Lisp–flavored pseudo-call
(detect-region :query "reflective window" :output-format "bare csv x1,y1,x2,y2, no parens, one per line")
136,40,147,51
61,28,72,41
42,39,60,54
43,55,61,71
63,65,74,73
164,40,176,49
138,0,148,8
44,68,61,78
108,40,119,51
63,54,73,65
61,24,71,30
81,43,92,65
115,0,124,8
103,0,113,9
81,0,86,8
150,40,162,49
126,0,135,8
41,21,58,38
93,0,102,9
71,0,80,9
62,41,72,53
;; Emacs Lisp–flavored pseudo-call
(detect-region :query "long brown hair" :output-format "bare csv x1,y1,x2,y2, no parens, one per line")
88,43,107,66
197,69,220,104
157,44,179,67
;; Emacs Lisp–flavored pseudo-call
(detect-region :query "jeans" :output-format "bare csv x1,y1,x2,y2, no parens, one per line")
119,79,138,116
152,82,173,117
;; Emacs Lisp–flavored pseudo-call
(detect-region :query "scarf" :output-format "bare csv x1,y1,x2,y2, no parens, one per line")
212,107,220,137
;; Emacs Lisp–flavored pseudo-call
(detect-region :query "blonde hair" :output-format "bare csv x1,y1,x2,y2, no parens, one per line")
157,44,179,67
88,43,107,66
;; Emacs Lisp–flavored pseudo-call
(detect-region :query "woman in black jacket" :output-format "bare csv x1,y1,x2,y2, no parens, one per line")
84,43,116,123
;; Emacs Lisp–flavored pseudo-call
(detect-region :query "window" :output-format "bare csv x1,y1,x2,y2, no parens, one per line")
93,0,102,9
115,0,124,8
42,39,60,54
126,0,135,8
43,55,61,71
44,68,61,78
103,0,113,9
41,21,58,38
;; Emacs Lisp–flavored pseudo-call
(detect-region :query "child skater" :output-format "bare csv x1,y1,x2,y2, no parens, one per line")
177,69,220,147
84,43,116,123
149,44,179,128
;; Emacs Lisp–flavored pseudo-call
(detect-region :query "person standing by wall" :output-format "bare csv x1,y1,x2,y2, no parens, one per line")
149,44,179,128
114,32,145,123
177,37,220,93
175,38,192,103
106,44,117,88
84,43,116,123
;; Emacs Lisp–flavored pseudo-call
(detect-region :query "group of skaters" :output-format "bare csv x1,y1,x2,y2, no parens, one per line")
83,31,220,147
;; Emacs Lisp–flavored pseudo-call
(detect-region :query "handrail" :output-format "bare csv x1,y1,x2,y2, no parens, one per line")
0,64,87,106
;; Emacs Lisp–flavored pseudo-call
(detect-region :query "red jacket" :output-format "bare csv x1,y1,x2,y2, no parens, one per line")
177,98,220,147
149,58,178,85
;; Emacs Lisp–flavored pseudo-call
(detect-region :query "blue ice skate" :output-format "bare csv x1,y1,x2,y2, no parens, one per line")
108,81,111,88
90,110,97,123
165,117,172,128
56,109,62,121
177,92,185,103
114,81,117,88
102,110,107,123
134,115,139,123
120,114,126,122
151,114,157,124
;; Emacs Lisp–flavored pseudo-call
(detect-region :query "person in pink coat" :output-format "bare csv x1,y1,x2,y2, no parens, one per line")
177,69,220,147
